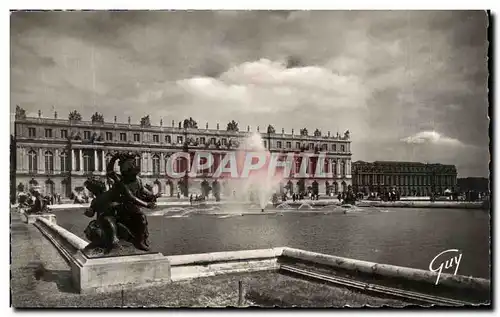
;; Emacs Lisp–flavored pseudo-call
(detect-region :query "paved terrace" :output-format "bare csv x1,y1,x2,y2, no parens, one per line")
11,212,408,308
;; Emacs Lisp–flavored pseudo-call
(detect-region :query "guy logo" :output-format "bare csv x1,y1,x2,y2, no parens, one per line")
428,249,462,285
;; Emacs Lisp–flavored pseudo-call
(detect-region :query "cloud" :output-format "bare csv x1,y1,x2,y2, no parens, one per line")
400,131,464,146
177,58,368,114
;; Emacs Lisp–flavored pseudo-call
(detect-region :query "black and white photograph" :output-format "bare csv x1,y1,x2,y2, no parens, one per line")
9,9,491,308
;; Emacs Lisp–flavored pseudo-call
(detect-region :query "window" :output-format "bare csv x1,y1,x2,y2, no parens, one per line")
83,150,93,172
28,128,36,138
84,131,91,139
296,142,300,149
44,151,54,172
277,141,282,148
341,145,345,152
210,137,216,144
45,129,52,138
153,134,159,143
134,133,140,142
200,137,205,144
263,140,267,148
221,138,227,145
286,142,292,149
322,144,328,151
28,150,37,173
135,155,141,172
177,136,183,144
120,133,127,141
60,151,68,172
308,143,314,150
152,155,160,175
106,132,113,141
165,135,171,143
61,129,68,139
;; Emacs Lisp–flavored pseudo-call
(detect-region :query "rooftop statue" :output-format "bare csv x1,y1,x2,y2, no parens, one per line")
344,130,350,140
183,117,198,129
91,112,104,124
226,120,239,132
69,110,82,122
15,105,27,120
140,115,151,128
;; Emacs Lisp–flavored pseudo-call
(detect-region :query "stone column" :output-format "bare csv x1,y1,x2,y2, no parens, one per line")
79,149,83,172
160,153,165,174
94,149,98,171
148,152,153,174
16,147,21,172
72,149,76,172
101,150,106,172
141,152,146,174
39,148,45,173
55,149,60,173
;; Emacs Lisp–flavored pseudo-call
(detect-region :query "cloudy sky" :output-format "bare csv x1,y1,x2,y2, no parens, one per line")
10,10,489,177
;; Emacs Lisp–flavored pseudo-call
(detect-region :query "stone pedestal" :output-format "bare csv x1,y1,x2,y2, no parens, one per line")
70,247,171,294
20,213,57,225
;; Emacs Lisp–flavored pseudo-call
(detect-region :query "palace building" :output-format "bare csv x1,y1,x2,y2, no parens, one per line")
352,161,457,196
12,106,353,198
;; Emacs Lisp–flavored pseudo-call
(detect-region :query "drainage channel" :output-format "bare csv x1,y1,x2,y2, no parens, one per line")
279,264,472,306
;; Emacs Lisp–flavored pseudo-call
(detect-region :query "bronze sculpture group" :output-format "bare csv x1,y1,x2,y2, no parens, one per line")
83,152,160,253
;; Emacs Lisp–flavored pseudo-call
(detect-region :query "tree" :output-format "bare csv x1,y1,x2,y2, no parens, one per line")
201,179,211,198
300,128,308,136
226,120,239,132
212,180,221,201
91,112,104,123
298,179,305,194
312,181,319,195
286,180,294,194
69,110,82,121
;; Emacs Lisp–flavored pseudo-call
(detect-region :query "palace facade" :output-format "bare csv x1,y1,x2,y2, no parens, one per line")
352,161,457,196
12,107,353,198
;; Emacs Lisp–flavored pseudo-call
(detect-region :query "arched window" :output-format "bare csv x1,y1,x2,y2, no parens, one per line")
45,151,54,172
60,151,68,172
45,179,54,195
332,161,337,176
28,150,37,173
153,180,161,195
83,150,92,172
135,154,141,172
341,181,347,192
333,182,339,194
152,155,160,175
341,161,346,176
164,154,171,174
